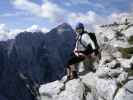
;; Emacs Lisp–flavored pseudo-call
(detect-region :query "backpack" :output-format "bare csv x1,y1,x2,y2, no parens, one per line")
76,31,101,62
78,32,99,49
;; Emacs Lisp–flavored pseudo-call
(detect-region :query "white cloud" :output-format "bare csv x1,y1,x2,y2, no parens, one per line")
67,0,105,10
68,11,96,24
26,25,49,33
12,0,41,15
67,10,133,34
95,12,133,40
9,0,133,34
1,11,132,41
0,24,9,33
107,12,131,23
41,1,66,21
67,11,106,31
0,24,25,41
68,0,89,5
0,24,11,41
11,0,105,28
12,0,66,22
41,27,49,33
0,12,19,17
26,25,40,32
0,11,30,17
0,23,49,41
0,24,19,41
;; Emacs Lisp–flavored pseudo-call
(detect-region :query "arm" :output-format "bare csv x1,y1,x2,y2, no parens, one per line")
73,47,87,57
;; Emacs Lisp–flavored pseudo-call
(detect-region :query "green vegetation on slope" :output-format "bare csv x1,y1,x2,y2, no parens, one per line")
128,35,133,45
118,47,133,58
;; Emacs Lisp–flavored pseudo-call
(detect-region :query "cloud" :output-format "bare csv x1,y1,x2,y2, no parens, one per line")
26,25,40,32
0,23,49,41
67,0,105,11
95,12,133,38
1,11,132,41
0,24,9,33
10,0,133,34
11,0,66,22
10,0,109,28
12,0,41,15
0,24,13,41
68,11,96,24
67,11,106,31
67,9,133,32
26,25,49,33
0,11,30,17
107,12,131,23
41,27,49,33
41,1,66,21
68,0,89,5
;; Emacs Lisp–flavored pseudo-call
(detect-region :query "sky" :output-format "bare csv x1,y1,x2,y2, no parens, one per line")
0,0,133,40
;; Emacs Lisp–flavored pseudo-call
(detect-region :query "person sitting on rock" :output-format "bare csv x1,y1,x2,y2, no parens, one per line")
66,22,100,80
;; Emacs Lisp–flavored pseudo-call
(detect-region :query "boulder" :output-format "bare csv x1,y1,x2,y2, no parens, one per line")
114,80,133,100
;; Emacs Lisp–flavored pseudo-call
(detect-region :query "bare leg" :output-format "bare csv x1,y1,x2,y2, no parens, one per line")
70,64,76,72
67,67,71,78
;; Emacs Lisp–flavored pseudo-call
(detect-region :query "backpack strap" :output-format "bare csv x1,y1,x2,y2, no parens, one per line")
87,32,99,49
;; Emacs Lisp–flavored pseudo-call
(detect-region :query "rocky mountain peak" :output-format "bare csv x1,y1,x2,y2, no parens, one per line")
39,19,133,100
0,23,76,100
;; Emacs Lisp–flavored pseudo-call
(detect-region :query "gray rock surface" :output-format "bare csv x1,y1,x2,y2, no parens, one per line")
114,80,133,100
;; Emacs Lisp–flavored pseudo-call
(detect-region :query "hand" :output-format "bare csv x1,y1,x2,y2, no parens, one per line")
74,52,79,56
74,51,86,58
73,49,78,56
73,48,78,53
78,53,86,57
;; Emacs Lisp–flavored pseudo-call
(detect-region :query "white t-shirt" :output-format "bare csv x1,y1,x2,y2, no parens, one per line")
75,33,96,51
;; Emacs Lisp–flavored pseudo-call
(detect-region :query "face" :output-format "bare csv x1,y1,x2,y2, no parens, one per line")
76,28,83,34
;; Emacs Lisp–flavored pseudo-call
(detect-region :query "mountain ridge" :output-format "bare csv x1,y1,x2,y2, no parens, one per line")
0,23,76,100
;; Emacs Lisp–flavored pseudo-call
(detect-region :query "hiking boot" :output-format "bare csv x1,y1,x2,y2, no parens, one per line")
70,71,78,80
63,72,78,84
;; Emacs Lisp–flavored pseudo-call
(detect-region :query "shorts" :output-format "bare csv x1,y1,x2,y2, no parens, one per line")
67,49,93,66
67,53,85,66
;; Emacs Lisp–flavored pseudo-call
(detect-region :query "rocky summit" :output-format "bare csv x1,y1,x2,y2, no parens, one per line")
39,19,133,100
0,19,133,100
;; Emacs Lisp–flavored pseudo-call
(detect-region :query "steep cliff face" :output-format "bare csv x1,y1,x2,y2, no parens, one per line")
40,23,76,83
0,41,8,80
0,23,76,100
9,23,76,83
